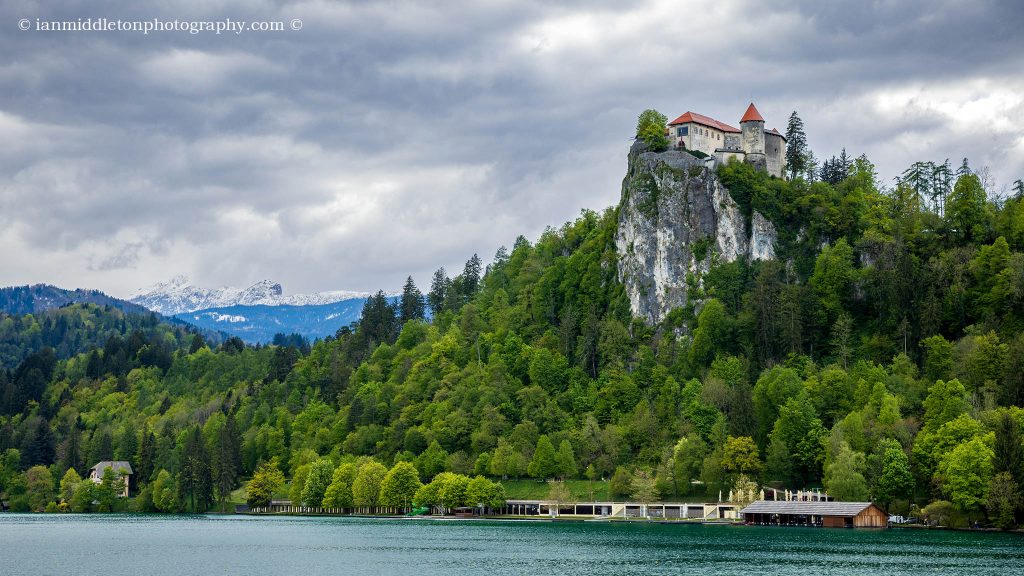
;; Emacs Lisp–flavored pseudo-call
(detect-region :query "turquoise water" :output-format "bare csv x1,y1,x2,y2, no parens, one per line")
1,514,1022,575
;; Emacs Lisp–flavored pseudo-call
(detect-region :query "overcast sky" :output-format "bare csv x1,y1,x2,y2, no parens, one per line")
1,0,1022,298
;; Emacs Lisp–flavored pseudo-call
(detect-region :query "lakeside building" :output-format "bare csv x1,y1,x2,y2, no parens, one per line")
740,500,887,528
88,461,132,498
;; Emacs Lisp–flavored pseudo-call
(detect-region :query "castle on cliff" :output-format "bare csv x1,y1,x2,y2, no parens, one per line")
667,103,786,178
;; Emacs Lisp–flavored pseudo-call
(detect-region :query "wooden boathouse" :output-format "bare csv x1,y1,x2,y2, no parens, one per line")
740,501,887,528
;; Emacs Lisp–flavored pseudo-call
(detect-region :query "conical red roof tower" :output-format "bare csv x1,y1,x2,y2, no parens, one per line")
740,103,764,123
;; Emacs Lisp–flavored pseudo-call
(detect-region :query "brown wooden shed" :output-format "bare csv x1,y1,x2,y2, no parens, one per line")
740,501,888,528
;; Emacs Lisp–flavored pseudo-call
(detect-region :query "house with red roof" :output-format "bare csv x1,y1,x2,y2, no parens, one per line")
667,103,786,178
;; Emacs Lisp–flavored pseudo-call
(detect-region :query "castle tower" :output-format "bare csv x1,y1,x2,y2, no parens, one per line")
740,102,766,171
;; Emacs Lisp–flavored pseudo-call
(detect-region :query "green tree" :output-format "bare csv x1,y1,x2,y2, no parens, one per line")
689,299,733,368
609,466,632,499
289,465,310,506
824,442,868,501
247,458,285,508
301,458,335,508
69,479,95,513
95,467,118,512
946,173,990,244
938,437,994,515
636,109,669,151
986,472,1020,530
489,438,525,479
399,276,427,324
785,111,808,180
59,467,81,505
768,393,828,486
921,335,954,383
922,379,970,431
323,462,357,509
670,434,707,496
993,411,1024,489
555,440,577,480
352,461,388,512
465,475,505,511
721,436,762,476
178,426,213,512
809,238,856,328
151,469,178,512
752,366,804,447
527,435,558,479
379,461,422,511
416,440,448,482
874,444,913,509
213,412,242,509
24,465,54,512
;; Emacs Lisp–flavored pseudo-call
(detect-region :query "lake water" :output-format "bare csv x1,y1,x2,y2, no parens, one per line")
2,514,1022,575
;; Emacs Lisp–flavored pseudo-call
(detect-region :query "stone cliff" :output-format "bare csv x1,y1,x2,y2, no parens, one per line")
616,141,778,324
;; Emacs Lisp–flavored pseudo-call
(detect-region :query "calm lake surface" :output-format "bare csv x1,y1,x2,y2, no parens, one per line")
2,514,1022,575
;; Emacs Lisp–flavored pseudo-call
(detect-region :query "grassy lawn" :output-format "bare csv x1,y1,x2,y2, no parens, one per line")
499,479,610,501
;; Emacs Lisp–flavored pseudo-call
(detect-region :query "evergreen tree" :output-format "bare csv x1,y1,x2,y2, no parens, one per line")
784,111,808,180
555,440,577,480
994,412,1024,489
427,268,450,314
399,276,426,324
177,426,213,512
213,412,242,507
136,428,156,484
460,254,483,301
188,333,207,354
527,435,558,479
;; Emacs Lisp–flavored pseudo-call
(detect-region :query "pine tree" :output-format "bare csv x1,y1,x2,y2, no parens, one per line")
178,426,213,512
784,111,808,180
427,268,449,315
137,428,156,483
214,412,242,508
399,276,426,324
957,157,972,177
461,254,483,301
188,333,207,354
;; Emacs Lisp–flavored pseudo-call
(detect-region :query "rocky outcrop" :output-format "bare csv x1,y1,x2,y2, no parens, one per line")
616,142,777,324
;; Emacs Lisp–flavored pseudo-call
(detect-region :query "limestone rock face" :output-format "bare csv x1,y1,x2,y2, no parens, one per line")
615,142,777,323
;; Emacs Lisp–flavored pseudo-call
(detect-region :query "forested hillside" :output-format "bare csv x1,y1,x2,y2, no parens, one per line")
1,152,1023,527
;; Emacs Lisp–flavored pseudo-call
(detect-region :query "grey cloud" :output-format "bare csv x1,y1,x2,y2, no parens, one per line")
0,0,1022,296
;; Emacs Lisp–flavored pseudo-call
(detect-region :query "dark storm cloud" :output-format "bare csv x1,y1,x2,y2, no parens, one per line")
1,0,1021,296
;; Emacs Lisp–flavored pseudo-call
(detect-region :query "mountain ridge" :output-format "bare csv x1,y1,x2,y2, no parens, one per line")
130,275,383,316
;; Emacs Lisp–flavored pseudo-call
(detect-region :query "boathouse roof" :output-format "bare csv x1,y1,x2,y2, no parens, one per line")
740,501,876,517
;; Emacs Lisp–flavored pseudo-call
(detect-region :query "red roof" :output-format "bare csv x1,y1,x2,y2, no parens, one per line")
668,111,740,133
740,103,764,123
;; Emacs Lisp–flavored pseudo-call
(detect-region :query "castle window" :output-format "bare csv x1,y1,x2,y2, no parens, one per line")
678,126,688,136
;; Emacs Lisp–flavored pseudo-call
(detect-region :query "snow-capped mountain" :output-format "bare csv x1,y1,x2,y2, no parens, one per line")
130,275,375,316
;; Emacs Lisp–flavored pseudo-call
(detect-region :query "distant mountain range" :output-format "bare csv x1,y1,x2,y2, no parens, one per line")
0,277,392,345
129,276,398,343
130,275,376,316
173,298,393,344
